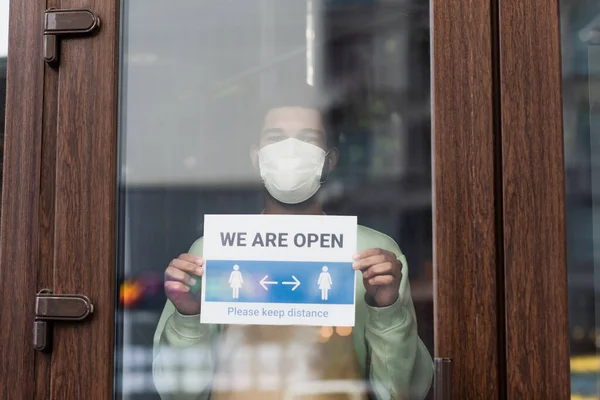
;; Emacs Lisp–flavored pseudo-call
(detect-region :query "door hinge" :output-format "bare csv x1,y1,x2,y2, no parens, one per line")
44,8,101,67
433,358,452,400
33,289,94,351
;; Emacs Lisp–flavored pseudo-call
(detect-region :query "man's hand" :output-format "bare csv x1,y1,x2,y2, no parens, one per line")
164,253,204,315
352,248,402,307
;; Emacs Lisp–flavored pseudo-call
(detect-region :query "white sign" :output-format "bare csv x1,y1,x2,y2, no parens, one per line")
200,214,358,326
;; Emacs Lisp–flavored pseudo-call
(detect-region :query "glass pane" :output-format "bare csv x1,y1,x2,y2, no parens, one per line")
561,1,600,398
114,1,433,399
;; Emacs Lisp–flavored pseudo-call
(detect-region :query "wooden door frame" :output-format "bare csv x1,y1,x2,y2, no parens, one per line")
432,0,501,398
1,0,568,399
0,0,120,399
498,0,571,397
0,0,45,398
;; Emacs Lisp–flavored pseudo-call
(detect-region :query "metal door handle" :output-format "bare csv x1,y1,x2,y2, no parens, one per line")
43,8,101,66
33,289,94,351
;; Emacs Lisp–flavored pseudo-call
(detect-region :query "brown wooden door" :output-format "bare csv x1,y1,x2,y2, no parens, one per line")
0,0,118,398
0,0,556,399
498,0,571,398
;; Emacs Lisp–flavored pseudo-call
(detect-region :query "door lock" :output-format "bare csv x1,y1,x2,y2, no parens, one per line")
33,289,94,351
44,8,101,67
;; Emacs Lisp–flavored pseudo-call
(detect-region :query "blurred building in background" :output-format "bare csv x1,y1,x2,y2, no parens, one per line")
561,0,600,398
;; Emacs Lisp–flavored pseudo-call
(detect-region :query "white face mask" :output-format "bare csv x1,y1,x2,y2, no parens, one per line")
258,138,327,204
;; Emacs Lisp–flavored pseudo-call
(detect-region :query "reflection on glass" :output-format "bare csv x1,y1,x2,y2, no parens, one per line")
115,1,433,399
0,0,7,217
561,1,600,398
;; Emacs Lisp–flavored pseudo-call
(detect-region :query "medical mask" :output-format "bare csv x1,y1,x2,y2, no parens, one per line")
258,138,327,204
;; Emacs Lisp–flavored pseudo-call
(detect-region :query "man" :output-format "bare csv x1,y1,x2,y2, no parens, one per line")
152,87,433,400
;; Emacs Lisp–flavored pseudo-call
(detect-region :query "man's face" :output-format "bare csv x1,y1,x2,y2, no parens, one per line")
250,106,338,179
259,107,328,151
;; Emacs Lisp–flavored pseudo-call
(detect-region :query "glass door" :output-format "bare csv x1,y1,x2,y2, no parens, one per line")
0,0,501,399
117,2,433,399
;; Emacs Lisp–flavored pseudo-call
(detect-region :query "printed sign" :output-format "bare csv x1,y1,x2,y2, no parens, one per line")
200,214,358,326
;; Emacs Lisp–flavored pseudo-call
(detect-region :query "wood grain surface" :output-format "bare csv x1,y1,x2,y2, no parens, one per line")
432,0,501,399
48,0,119,398
0,0,45,398
499,0,571,398
35,2,60,396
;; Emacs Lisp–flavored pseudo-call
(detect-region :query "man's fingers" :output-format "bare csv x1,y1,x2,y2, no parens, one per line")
353,254,388,270
361,262,397,279
164,280,191,295
178,253,204,266
353,248,396,263
353,251,399,271
170,257,204,276
365,275,395,286
165,266,197,286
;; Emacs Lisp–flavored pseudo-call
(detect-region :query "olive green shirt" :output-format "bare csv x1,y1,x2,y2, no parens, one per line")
152,225,433,399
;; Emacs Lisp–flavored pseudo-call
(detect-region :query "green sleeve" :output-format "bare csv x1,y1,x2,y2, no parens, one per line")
364,236,434,400
152,237,221,400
